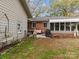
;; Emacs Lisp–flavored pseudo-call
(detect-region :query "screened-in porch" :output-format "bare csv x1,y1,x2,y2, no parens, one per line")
49,18,79,33
50,22,79,32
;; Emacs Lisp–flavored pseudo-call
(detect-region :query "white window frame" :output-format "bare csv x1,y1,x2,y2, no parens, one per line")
50,22,79,33
32,22,36,28
44,22,47,27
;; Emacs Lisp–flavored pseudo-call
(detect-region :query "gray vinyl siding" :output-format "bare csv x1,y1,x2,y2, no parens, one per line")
0,0,27,40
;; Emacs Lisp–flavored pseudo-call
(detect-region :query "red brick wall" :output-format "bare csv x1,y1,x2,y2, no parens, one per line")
36,22,46,32
36,22,43,30
28,21,46,32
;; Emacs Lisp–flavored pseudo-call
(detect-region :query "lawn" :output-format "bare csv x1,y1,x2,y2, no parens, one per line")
0,37,79,59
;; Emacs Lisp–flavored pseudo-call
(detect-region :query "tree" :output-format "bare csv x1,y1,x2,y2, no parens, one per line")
51,0,79,17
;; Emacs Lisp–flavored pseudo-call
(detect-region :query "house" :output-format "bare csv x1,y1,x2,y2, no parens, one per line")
28,17,49,34
28,17,79,37
0,0,32,42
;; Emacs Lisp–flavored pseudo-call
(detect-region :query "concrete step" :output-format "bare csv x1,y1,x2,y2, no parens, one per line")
36,34,46,38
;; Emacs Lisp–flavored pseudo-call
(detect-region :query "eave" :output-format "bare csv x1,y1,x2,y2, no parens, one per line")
19,0,32,18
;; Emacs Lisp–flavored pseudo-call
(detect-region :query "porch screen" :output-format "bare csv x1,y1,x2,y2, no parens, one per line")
60,23,64,31
55,23,59,31
66,22,70,31
77,24,79,31
50,23,54,31
71,22,76,31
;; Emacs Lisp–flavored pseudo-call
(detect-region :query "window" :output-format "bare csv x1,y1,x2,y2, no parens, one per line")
32,22,36,28
17,24,20,30
66,22,70,31
71,22,76,31
50,23,54,31
44,22,47,27
55,23,59,31
60,22,64,31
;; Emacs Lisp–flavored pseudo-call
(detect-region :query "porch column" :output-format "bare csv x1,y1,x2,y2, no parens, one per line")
76,22,78,30
47,20,50,29
54,23,55,31
70,22,71,32
64,22,66,32
59,22,60,31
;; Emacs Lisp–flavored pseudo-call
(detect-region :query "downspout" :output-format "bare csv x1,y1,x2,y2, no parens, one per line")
4,13,9,33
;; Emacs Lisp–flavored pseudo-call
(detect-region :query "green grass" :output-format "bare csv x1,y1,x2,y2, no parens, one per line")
0,37,35,59
0,38,79,59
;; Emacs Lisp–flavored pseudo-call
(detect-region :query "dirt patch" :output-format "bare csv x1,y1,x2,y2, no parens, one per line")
32,38,79,59
33,38,79,49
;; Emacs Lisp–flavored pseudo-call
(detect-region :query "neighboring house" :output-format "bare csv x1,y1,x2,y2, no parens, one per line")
0,0,32,41
28,17,79,37
28,17,49,33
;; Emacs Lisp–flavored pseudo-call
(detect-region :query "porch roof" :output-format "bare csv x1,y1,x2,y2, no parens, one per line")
28,16,79,22
28,17,49,21
50,17,79,22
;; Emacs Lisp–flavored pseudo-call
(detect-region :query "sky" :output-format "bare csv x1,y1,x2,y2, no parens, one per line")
44,0,50,6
